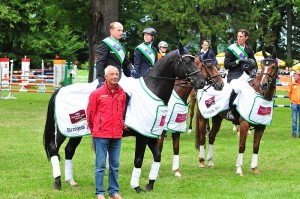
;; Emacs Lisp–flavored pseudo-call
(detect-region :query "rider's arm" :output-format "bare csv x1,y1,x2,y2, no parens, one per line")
224,49,238,70
133,49,142,75
96,42,109,82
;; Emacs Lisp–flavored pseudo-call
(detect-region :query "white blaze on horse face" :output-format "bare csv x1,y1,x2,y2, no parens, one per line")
261,65,269,83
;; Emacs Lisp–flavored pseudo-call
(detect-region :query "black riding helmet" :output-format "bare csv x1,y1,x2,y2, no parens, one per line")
143,27,156,38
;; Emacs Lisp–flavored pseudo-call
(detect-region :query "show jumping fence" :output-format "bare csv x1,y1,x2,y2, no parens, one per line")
0,57,75,99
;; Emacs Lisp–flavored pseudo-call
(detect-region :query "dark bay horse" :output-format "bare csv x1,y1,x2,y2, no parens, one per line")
195,48,278,175
43,43,206,190
157,56,224,177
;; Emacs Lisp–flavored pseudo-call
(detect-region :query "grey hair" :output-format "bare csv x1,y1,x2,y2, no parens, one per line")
105,65,118,75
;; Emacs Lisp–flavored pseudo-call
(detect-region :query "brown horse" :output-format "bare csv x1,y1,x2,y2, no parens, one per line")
157,56,223,177
195,47,278,175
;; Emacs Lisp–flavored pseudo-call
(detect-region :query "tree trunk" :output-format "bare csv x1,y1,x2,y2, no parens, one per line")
87,0,119,82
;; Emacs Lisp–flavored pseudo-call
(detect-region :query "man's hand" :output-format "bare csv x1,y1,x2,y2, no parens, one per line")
238,57,249,64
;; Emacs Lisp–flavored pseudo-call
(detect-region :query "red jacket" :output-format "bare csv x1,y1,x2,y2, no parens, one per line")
86,81,126,138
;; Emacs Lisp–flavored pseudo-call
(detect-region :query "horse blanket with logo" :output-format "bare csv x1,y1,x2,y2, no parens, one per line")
163,90,188,133
231,79,274,125
55,75,168,138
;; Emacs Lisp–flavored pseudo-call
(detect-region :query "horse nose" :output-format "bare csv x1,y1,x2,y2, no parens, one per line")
214,82,224,91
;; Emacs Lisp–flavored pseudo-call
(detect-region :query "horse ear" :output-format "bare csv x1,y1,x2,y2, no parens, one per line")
262,47,268,58
178,42,184,55
272,46,277,59
185,41,191,49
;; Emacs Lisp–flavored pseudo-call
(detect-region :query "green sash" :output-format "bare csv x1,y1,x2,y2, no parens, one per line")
136,43,156,65
102,37,126,64
228,44,249,59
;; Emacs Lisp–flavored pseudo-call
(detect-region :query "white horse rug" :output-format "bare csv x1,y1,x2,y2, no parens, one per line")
164,90,188,133
55,75,168,138
231,79,274,126
197,83,232,119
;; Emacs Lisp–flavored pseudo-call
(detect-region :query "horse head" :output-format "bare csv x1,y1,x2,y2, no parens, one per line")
260,47,278,97
176,42,206,89
196,51,224,91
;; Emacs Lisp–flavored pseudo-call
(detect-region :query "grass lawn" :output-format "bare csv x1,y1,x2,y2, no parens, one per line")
0,89,300,199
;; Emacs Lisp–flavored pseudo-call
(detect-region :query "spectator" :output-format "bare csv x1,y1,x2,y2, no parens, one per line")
86,65,126,199
288,71,300,138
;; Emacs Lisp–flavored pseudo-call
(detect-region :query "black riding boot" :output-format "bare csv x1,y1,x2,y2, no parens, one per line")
227,90,237,120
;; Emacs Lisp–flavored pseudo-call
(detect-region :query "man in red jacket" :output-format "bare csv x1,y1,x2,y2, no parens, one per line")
87,65,126,199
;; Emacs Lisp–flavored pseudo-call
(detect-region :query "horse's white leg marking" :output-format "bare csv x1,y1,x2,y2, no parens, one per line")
199,145,205,168
236,153,244,176
187,129,192,134
172,155,182,177
65,159,78,187
199,145,205,159
149,161,160,180
51,156,61,179
207,144,214,167
130,167,141,188
172,155,179,171
251,154,258,169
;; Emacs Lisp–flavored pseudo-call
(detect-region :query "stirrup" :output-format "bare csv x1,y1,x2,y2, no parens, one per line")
226,111,235,120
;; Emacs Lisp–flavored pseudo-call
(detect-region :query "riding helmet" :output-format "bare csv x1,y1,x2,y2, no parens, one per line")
158,41,168,48
143,28,157,38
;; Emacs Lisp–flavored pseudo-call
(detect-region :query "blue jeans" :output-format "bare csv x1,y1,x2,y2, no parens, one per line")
94,138,122,196
291,103,300,135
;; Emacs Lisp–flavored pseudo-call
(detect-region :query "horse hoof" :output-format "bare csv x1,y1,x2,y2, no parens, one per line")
144,184,153,192
187,129,192,134
53,176,61,190
134,186,145,193
53,181,61,190
208,163,214,168
199,163,205,168
175,171,182,177
236,172,243,176
252,168,260,175
66,179,78,187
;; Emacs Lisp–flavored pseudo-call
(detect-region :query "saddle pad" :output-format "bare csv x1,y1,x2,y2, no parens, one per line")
164,90,188,133
197,83,232,119
55,80,98,137
124,77,168,138
232,79,274,126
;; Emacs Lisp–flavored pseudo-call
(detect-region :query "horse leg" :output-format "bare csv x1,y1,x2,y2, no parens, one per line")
195,107,207,168
64,137,82,187
157,131,166,153
48,132,66,190
172,132,181,177
251,125,265,175
207,115,223,168
236,119,250,176
130,133,147,193
144,137,161,191
188,89,196,134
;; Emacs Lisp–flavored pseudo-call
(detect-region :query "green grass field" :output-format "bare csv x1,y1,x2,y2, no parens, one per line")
1,89,300,199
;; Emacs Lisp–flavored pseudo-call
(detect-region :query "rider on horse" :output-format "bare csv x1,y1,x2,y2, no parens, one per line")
224,28,257,120
96,22,138,88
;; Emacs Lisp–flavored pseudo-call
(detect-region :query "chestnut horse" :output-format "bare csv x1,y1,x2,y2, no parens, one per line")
195,47,278,175
157,56,223,177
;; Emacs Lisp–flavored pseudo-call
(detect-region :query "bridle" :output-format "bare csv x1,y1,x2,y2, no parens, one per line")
260,58,278,90
145,53,202,86
201,61,221,87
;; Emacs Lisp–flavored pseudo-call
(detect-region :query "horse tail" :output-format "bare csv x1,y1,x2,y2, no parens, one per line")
43,89,60,160
195,104,200,150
